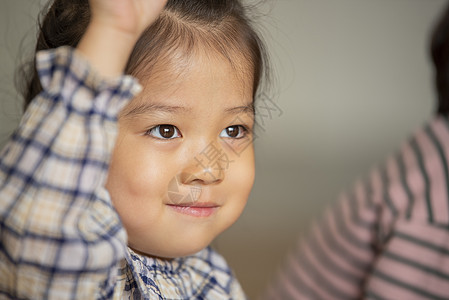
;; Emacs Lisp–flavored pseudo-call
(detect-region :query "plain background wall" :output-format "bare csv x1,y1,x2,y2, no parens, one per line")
1,0,448,298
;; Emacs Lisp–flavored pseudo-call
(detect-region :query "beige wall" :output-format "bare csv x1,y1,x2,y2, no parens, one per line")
1,0,447,298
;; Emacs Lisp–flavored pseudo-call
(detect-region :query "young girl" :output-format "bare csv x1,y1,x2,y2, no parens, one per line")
0,0,267,298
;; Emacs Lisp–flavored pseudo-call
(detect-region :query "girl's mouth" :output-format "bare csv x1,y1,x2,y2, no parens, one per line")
166,202,219,217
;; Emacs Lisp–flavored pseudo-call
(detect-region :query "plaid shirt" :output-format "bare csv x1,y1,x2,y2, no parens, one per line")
0,47,245,300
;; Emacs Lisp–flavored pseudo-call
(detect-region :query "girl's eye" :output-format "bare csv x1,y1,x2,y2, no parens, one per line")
220,125,247,139
146,125,181,140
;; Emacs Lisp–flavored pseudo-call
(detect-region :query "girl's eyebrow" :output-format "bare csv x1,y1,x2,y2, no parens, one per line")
224,103,255,116
122,102,255,118
122,103,191,118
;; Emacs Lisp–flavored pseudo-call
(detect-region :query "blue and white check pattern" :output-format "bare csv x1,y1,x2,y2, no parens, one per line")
0,47,246,299
121,247,246,299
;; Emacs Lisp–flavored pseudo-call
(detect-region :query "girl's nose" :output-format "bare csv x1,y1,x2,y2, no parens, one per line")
181,143,229,185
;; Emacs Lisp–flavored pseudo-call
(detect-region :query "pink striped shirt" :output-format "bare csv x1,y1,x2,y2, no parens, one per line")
265,116,449,300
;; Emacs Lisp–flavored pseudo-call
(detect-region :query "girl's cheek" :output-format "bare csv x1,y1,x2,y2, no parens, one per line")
229,148,255,188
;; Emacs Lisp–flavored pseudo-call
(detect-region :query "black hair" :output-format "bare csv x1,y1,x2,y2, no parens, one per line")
431,2,449,115
18,0,269,111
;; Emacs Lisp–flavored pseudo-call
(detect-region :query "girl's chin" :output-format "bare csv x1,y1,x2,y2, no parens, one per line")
128,240,211,259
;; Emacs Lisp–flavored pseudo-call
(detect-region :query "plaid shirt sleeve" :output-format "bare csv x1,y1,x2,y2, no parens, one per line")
0,46,141,299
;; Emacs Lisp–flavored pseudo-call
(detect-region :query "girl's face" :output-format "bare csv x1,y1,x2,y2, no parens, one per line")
106,52,255,258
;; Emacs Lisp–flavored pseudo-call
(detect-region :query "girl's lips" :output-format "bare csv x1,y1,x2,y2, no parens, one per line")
167,203,219,217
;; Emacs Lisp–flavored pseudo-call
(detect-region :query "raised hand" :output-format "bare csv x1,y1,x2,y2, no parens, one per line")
88,0,168,40
78,0,168,77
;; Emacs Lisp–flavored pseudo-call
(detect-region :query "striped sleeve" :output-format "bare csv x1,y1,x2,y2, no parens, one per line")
264,116,449,300
0,47,141,299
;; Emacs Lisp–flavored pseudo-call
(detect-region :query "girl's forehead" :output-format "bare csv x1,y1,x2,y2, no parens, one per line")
121,52,254,120
136,49,254,101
